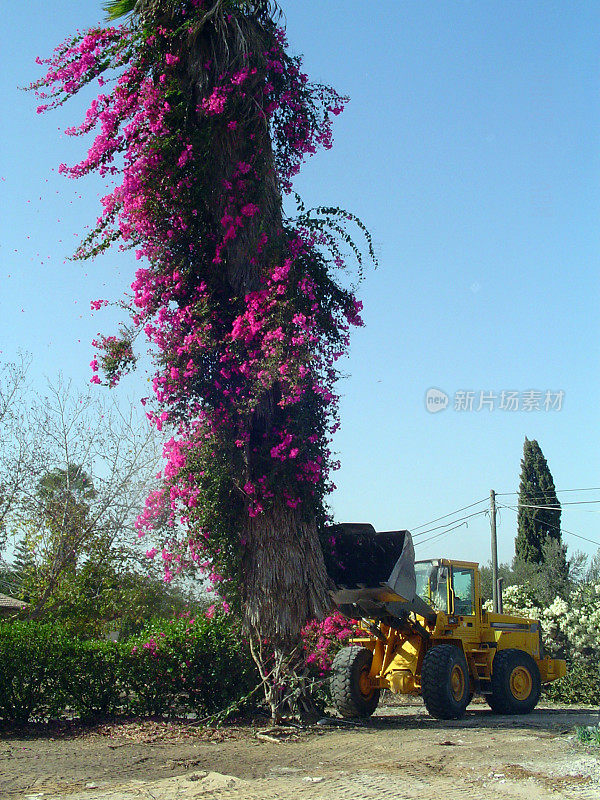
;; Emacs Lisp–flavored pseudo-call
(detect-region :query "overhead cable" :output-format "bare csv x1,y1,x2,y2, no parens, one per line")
412,509,489,539
498,503,600,548
411,497,488,533
414,521,469,548
496,487,600,497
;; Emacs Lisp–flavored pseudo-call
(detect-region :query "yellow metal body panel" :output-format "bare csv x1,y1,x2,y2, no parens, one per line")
538,656,567,682
351,558,566,696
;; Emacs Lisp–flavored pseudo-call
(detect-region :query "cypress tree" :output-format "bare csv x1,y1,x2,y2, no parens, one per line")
11,535,35,599
515,438,562,564
12,536,32,575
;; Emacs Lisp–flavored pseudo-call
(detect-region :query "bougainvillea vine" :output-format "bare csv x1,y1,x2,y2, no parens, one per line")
31,0,374,719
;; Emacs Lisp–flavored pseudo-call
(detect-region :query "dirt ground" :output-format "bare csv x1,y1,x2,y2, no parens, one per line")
2,700,599,800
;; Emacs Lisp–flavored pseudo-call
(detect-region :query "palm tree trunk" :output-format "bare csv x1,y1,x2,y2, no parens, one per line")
243,498,329,721
242,498,329,643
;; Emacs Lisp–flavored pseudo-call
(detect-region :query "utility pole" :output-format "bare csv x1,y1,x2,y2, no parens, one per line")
490,489,498,613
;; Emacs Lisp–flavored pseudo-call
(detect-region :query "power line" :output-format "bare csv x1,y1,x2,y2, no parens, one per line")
515,501,600,510
414,521,469,548
498,503,600,548
554,500,600,506
558,530,600,547
496,487,600,497
412,509,489,539
408,489,600,554
411,497,488,532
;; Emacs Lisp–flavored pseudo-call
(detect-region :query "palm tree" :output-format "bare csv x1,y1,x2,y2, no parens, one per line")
18,464,98,616
102,0,335,718
37,464,96,569
31,0,368,718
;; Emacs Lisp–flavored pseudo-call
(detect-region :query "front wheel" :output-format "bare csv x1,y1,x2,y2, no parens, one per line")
330,646,380,718
421,644,470,720
487,649,541,715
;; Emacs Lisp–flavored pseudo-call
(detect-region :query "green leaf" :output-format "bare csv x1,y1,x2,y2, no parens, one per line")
104,0,136,21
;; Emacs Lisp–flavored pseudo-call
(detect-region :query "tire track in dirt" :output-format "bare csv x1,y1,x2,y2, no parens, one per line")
2,705,599,800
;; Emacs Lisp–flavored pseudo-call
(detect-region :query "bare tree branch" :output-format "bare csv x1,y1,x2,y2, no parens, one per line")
0,370,163,615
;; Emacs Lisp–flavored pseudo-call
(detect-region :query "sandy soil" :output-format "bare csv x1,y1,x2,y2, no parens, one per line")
1,701,599,800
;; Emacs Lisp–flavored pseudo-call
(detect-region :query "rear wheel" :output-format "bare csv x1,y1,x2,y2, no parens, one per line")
487,649,541,715
330,646,380,718
421,644,470,720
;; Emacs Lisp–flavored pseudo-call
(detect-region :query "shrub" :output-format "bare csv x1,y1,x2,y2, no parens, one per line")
60,639,123,719
302,612,356,676
0,620,70,722
543,658,599,705
122,613,257,717
122,626,181,716
301,612,356,708
177,615,257,714
576,725,600,747
0,614,257,722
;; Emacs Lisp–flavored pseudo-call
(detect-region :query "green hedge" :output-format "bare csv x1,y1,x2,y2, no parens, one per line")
123,616,256,717
3,618,594,722
0,615,257,723
61,639,123,719
0,621,70,721
543,658,599,705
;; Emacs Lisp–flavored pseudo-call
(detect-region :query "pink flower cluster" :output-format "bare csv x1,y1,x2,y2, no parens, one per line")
301,612,356,676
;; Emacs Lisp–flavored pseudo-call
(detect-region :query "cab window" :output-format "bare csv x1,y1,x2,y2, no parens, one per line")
452,568,475,616
415,562,449,613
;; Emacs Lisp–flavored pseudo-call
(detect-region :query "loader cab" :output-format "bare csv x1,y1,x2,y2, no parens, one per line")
415,559,479,618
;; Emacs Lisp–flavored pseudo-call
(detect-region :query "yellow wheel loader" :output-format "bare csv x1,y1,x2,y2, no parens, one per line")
322,524,566,720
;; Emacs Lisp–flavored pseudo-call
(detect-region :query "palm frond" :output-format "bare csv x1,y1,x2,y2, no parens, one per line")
105,1,281,25
104,0,136,21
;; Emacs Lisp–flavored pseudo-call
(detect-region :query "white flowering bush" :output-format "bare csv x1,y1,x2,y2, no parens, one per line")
497,583,600,660
485,583,600,703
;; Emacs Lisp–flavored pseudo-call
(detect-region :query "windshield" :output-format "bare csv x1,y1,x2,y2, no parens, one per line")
415,560,449,613
452,567,475,616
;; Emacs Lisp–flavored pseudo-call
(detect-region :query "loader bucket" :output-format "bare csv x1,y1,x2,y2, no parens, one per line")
322,523,417,607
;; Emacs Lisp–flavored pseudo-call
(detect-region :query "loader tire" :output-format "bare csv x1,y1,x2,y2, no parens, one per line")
487,648,541,715
421,644,470,720
330,646,380,718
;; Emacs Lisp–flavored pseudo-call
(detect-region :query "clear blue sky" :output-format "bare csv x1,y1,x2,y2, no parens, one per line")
1,1,599,567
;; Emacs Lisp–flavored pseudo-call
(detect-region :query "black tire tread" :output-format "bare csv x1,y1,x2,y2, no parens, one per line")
421,644,470,720
330,646,380,719
487,648,541,715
